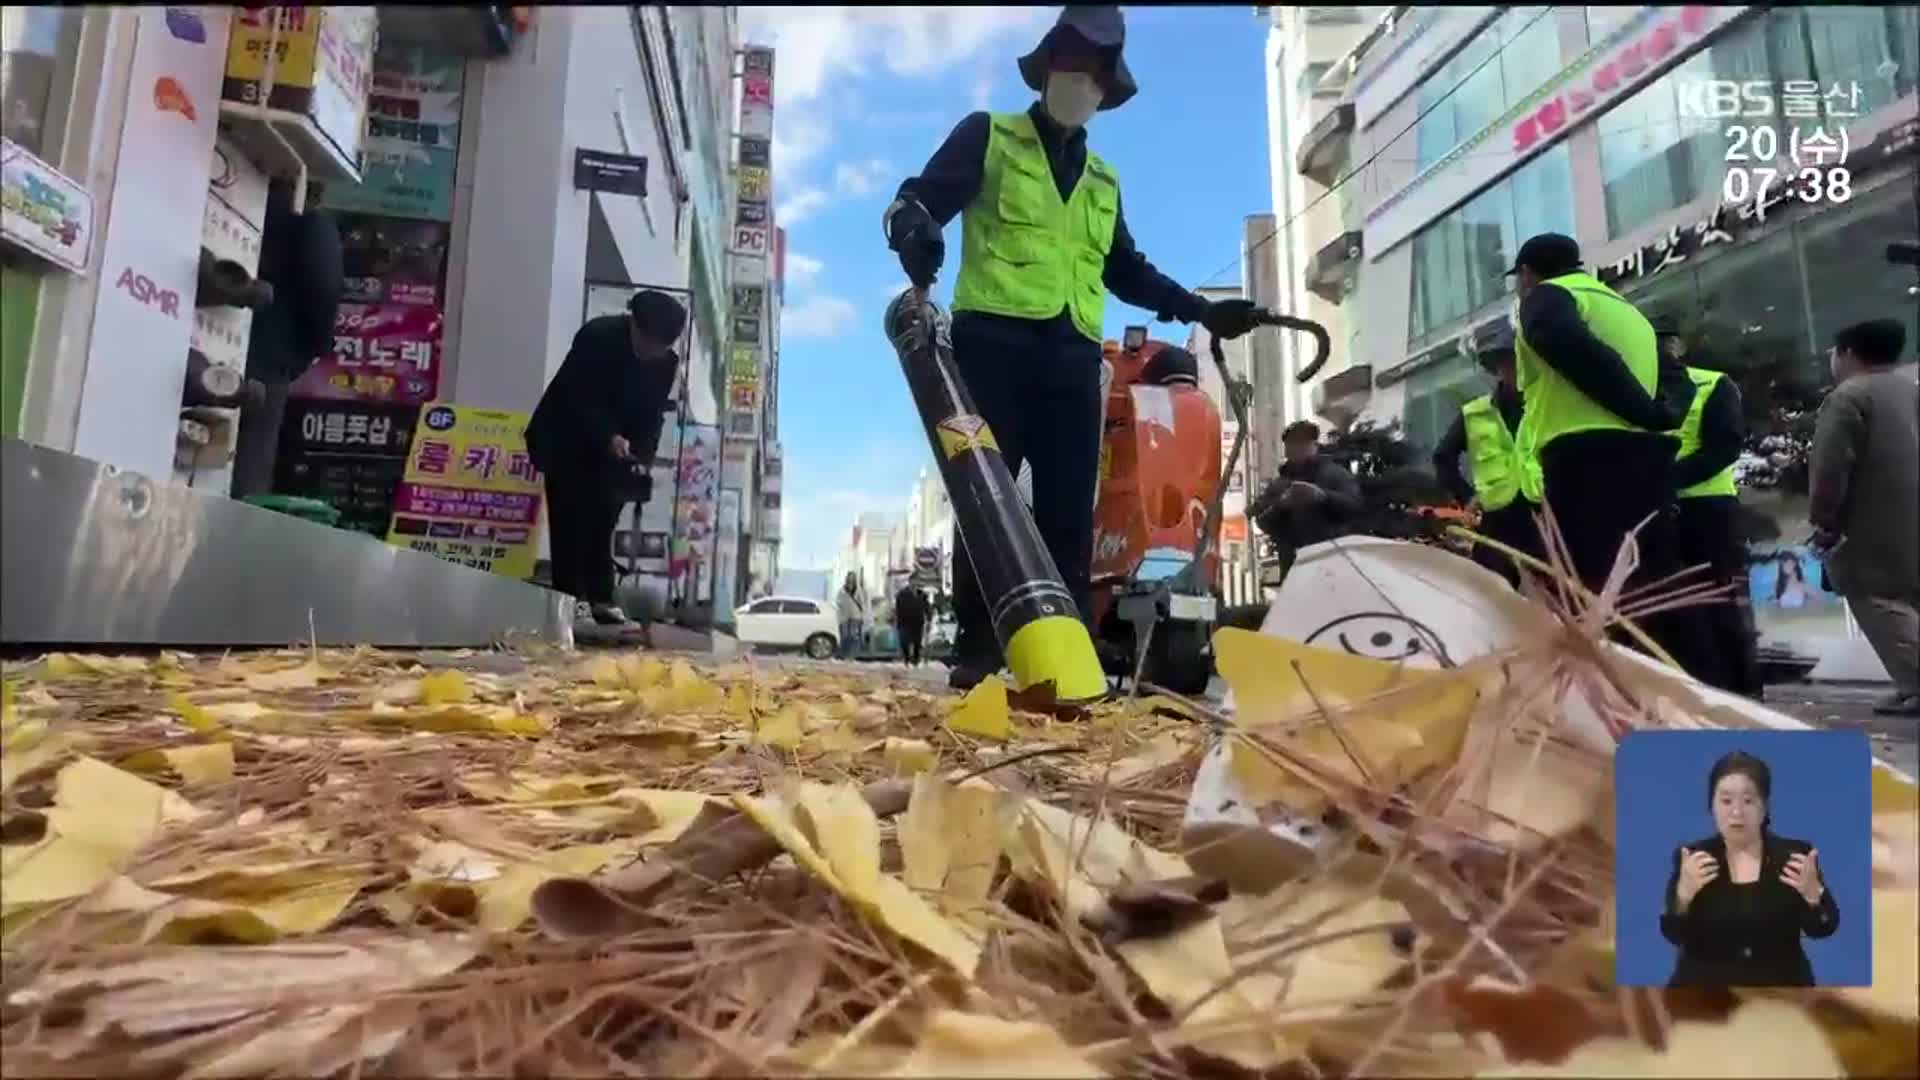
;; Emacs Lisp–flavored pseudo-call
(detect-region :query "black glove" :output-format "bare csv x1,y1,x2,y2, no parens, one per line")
884,198,944,290
1199,298,1263,340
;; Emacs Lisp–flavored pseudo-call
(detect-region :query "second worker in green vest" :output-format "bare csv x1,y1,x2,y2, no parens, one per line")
1506,232,1728,688
884,5,1264,692
1657,323,1762,697
1432,328,1542,589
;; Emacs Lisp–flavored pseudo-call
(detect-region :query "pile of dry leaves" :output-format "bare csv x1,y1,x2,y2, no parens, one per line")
1,620,1914,1077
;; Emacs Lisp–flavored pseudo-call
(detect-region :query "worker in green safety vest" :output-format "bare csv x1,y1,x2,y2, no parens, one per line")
1657,323,1762,696
883,5,1264,691
1506,232,1727,687
1432,328,1542,588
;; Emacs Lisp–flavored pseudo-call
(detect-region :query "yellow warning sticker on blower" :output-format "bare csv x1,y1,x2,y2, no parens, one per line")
935,414,1000,459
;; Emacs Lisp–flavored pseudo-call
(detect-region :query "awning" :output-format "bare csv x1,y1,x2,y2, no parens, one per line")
376,5,519,58
1306,229,1363,304
1311,362,1374,427
1295,103,1355,186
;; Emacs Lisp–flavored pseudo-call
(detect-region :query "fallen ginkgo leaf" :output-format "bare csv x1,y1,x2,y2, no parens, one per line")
948,676,1011,741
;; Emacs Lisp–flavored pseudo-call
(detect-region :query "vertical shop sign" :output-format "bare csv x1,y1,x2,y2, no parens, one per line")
291,301,444,405
729,46,775,444
713,489,743,616
386,402,545,579
672,423,722,604
74,6,232,477
320,44,464,221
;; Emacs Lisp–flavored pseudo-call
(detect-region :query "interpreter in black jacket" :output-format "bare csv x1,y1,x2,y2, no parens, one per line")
525,290,685,627
232,183,344,497
884,5,1263,691
1662,751,1838,988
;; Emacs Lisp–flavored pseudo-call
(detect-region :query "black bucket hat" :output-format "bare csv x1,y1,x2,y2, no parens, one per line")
1017,5,1138,111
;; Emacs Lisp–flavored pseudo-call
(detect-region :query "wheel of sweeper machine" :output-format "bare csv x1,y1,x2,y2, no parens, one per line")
1147,621,1213,696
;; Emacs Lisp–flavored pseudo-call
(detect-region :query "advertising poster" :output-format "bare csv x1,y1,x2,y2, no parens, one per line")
713,489,742,618
1750,544,1843,627
336,214,449,305
73,5,231,477
671,423,721,604
273,398,419,536
1,138,92,272
320,44,463,221
291,301,443,405
386,402,544,579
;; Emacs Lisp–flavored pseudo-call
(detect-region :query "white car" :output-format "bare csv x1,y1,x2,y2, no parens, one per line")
733,595,840,659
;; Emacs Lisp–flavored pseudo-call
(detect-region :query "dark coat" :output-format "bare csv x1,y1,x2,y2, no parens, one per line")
1251,456,1363,550
894,586,928,628
246,196,344,382
524,315,678,486
1661,832,1839,988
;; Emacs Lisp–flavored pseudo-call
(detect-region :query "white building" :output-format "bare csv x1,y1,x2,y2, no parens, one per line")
1313,4,1917,674
1254,4,1385,478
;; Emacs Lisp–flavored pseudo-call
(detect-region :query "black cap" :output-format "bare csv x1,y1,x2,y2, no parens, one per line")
1504,232,1583,278
1282,420,1321,443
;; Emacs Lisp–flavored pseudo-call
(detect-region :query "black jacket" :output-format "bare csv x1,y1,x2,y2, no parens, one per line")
1518,284,1694,436
524,315,677,480
1672,375,1744,492
247,197,344,382
1661,832,1839,988
1432,381,1526,504
897,102,1206,326
894,587,928,627
1252,457,1363,550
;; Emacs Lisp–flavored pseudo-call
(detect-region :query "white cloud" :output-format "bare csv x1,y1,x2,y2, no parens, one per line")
833,157,893,197
782,294,859,339
777,186,831,226
779,487,902,570
786,252,826,289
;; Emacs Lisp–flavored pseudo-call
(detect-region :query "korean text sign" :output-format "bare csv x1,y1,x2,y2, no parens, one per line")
385,402,545,580
291,301,443,405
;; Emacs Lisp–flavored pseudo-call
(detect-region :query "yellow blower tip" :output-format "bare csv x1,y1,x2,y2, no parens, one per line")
1004,615,1108,704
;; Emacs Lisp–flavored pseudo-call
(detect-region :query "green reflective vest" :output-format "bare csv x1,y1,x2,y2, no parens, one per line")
1676,366,1739,499
951,112,1119,343
1461,394,1543,511
1515,271,1661,453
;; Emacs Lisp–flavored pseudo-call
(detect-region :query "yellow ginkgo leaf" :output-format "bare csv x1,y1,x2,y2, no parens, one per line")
418,670,472,706
883,737,939,775
900,775,1006,920
1478,999,1841,1077
947,675,1011,741
1835,888,1918,1021
889,1011,1104,1078
168,693,225,735
41,653,149,679
244,661,327,692
755,705,805,750
119,743,235,786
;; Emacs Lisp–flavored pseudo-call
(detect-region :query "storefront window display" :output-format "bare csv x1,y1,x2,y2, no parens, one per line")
1599,7,1919,237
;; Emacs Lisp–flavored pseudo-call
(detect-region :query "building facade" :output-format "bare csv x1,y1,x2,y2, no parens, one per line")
1,7,769,628
1305,3,1918,672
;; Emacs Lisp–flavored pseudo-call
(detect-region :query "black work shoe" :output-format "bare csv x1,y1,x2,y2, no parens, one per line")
589,603,632,627
947,656,1000,692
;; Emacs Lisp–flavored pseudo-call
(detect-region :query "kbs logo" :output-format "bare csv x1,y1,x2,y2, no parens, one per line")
115,267,181,319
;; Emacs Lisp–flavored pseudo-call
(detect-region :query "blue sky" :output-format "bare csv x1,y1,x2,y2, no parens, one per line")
742,6,1273,569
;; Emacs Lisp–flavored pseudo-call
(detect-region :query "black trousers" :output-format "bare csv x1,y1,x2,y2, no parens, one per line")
1473,499,1543,589
545,470,625,606
230,375,292,498
1677,495,1763,696
1539,431,1728,688
899,619,925,665
948,312,1104,667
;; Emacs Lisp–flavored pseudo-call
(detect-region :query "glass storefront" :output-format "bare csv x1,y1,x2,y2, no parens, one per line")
1407,144,1577,346
1598,6,1919,237
1,5,86,438
1414,7,1562,172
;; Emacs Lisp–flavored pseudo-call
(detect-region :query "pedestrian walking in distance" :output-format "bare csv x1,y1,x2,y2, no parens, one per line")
836,573,866,660
895,584,929,666
524,290,685,629
1809,319,1919,717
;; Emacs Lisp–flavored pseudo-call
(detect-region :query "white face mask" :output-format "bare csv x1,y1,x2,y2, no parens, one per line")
1043,71,1103,128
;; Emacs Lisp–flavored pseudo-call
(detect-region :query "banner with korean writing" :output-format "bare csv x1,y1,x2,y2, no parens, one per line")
319,44,463,221
274,398,419,537
385,402,544,580
291,301,442,405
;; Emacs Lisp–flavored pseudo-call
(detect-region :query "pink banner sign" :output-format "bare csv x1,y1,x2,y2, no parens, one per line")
292,301,442,404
